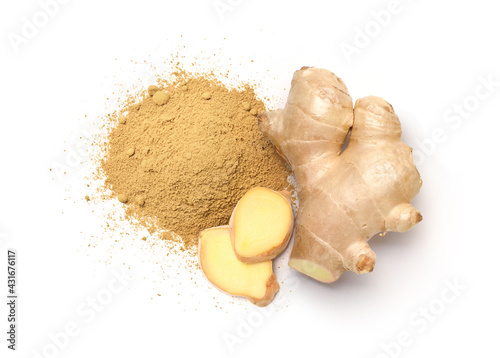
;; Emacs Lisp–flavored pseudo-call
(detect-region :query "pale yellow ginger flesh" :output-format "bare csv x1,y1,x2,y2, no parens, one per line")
198,226,279,307
229,187,294,263
258,67,422,283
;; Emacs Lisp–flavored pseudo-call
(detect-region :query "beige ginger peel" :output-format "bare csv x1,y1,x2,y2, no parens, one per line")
258,67,422,283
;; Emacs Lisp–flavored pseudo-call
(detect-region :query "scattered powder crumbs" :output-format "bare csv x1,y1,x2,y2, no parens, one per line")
99,69,293,251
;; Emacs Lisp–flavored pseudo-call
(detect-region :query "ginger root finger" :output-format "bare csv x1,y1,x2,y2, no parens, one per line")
198,226,279,307
229,187,294,263
386,203,423,232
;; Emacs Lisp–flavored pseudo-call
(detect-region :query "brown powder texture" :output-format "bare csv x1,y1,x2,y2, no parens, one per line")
102,71,292,248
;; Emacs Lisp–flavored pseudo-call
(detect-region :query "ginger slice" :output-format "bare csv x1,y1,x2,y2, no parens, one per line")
198,226,279,307
229,187,294,263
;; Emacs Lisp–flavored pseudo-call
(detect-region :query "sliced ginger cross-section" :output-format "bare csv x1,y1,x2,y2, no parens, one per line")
229,187,294,263
198,226,279,307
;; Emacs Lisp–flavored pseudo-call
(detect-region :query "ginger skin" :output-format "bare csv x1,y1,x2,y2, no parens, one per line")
258,67,422,283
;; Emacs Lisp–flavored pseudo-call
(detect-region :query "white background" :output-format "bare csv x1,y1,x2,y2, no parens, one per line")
1,0,499,357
